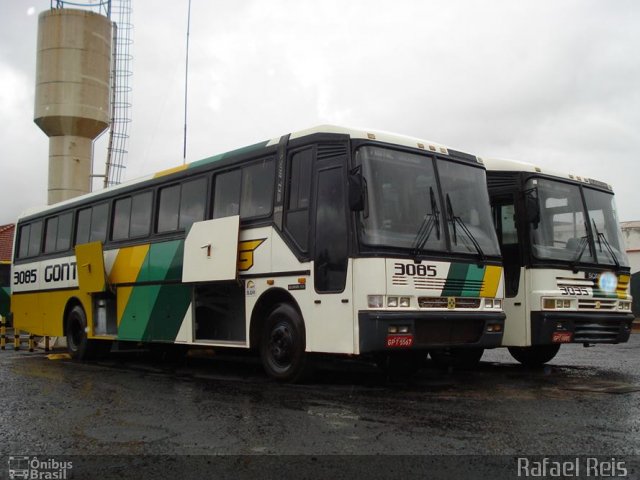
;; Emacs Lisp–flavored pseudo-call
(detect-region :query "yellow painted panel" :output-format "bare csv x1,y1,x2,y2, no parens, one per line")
12,290,91,337
109,244,150,284
480,265,503,298
617,274,630,299
154,165,188,178
76,241,107,293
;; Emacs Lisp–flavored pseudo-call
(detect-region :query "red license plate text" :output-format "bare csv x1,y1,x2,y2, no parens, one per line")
552,331,573,343
386,334,414,348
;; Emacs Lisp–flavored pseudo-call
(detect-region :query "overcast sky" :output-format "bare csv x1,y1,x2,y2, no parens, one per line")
1,0,639,226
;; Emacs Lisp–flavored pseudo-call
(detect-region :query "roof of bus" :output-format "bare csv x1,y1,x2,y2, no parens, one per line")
17,125,469,220
482,157,612,191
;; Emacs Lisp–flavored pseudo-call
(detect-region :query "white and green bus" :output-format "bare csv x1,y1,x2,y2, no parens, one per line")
11,126,505,381
485,158,633,366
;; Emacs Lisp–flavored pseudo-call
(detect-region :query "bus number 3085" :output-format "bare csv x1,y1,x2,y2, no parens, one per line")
394,263,437,277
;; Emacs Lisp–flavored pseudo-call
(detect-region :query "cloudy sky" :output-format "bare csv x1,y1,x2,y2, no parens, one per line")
0,0,639,226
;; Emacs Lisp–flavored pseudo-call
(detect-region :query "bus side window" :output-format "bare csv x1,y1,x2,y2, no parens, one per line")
18,224,31,259
44,216,59,253
28,221,43,257
90,203,109,243
130,192,153,237
57,212,73,251
240,158,275,219
76,208,91,245
179,177,207,230
112,197,132,240
213,170,241,219
285,149,313,251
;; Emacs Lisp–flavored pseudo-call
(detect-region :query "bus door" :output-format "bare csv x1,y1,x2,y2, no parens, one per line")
492,195,529,344
310,150,354,353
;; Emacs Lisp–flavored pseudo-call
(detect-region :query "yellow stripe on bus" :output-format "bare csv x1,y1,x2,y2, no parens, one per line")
617,274,630,299
479,265,502,298
109,244,150,284
154,165,188,178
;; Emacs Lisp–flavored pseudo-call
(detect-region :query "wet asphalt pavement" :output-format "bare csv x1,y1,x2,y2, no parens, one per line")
0,335,639,478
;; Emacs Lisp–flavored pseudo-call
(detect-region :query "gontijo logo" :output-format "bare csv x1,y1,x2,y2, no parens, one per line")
238,239,266,271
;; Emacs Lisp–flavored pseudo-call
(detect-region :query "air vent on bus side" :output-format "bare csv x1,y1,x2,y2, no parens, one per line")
317,144,348,160
486,172,518,191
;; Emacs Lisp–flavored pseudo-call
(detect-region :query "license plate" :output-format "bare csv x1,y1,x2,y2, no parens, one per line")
386,334,414,348
552,331,573,343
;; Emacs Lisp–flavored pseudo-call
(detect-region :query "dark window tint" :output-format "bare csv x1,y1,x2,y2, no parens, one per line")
28,221,43,257
0,264,9,287
130,192,152,237
90,203,108,242
179,178,206,230
314,167,348,292
57,212,73,251
158,185,181,232
76,208,92,245
45,213,73,253
112,197,132,241
213,170,241,219
240,159,275,218
285,149,313,251
45,217,59,253
18,224,30,258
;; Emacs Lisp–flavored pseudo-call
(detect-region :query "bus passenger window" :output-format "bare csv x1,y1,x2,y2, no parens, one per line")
44,216,59,253
158,185,180,232
130,192,152,237
90,203,109,242
240,158,275,219
18,224,31,259
57,212,73,251
179,178,207,230
213,170,241,219
112,197,132,240
76,208,91,245
28,221,43,257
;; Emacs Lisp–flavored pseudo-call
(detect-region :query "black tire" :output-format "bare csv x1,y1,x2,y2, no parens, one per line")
429,347,484,369
260,303,309,382
508,344,560,367
66,305,111,360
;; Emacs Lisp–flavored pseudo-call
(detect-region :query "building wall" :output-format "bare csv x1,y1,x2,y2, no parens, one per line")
621,222,640,318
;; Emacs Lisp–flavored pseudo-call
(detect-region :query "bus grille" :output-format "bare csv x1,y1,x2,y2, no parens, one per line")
577,299,617,310
414,319,484,345
573,320,622,342
418,297,481,309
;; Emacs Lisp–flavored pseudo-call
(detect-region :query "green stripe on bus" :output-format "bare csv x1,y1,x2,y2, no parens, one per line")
0,286,10,317
118,240,186,341
441,263,469,297
461,264,485,297
143,242,191,342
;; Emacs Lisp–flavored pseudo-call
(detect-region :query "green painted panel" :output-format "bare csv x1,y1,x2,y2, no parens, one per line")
148,240,182,282
0,287,10,317
117,285,161,341
148,284,192,342
441,263,469,297
461,264,485,297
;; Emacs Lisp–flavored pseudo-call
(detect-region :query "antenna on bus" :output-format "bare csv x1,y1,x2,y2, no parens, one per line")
182,0,192,165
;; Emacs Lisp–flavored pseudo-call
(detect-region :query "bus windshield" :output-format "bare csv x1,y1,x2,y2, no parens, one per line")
356,146,501,257
528,178,628,267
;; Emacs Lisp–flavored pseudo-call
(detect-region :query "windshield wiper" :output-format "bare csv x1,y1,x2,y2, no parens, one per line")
591,220,620,268
411,187,440,259
446,194,485,266
570,234,590,273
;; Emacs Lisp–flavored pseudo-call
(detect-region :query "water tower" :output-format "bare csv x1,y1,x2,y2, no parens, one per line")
34,6,112,205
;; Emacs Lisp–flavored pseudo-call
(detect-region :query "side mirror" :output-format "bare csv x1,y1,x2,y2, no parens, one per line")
525,188,540,227
348,169,365,212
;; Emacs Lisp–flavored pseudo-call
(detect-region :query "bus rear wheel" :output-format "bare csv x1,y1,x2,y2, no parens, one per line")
508,344,560,367
260,303,309,383
429,347,484,369
66,305,110,360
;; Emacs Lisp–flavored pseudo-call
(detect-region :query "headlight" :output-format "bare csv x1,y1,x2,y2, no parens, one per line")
399,297,411,308
368,295,384,308
387,296,398,307
494,299,502,309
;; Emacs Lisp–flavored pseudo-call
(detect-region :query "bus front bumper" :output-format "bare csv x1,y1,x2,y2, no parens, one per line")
530,311,634,345
358,310,506,353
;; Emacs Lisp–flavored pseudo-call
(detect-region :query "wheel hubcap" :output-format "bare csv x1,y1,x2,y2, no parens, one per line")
269,323,293,367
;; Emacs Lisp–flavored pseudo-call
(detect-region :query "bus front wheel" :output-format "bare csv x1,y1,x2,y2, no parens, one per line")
66,305,110,360
508,344,560,367
260,303,309,383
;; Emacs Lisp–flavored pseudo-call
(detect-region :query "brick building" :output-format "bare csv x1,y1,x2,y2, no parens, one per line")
0,223,14,317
